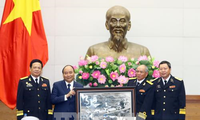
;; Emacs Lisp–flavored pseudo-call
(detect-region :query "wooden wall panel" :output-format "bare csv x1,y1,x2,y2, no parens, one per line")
0,95,200,120
0,101,16,120
186,95,200,120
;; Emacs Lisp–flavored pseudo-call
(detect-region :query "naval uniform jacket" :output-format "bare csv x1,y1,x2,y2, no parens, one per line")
16,75,53,120
127,78,154,120
152,75,186,120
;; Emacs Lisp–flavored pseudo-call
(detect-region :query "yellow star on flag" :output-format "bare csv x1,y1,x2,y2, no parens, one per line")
3,0,41,35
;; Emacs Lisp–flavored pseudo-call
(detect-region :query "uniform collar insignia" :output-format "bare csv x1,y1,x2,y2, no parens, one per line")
29,78,31,81
143,82,146,86
158,78,161,83
170,78,174,83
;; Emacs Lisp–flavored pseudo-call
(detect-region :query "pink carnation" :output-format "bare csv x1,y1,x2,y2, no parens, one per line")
152,70,160,78
91,70,101,79
153,60,160,68
116,84,123,87
78,60,88,66
91,55,98,62
97,75,106,84
100,62,107,69
117,75,128,84
110,72,119,81
93,82,98,87
118,56,128,62
95,61,99,65
128,68,136,77
119,64,126,73
89,82,93,87
73,65,78,70
138,55,148,61
106,56,114,62
79,70,83,74
82,72,90,79
101,59,105,62
128,62,132,66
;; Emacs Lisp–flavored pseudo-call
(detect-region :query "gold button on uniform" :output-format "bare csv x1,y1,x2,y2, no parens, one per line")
163,109,165,111
164,90,166,92
37,88,39,90
27,110,30,112
163,102,165,104
39,107,40,109
38,94,40,97
164,96,166,98
38,101,40,103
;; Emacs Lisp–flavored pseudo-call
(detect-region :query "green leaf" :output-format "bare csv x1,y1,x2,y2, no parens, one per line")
148,70,153,76
112,65,118,70
117,60,122,65
139,60,150,65
105,69,110,75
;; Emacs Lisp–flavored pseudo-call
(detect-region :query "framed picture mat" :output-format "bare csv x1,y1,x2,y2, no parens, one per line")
75,87,136,120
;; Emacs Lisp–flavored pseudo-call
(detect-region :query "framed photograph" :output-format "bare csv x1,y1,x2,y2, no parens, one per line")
75,87,135,120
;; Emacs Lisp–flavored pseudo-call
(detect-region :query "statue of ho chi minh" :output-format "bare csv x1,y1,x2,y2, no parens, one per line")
85,5,151,59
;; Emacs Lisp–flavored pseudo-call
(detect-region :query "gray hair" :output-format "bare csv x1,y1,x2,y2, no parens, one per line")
137,64,149,73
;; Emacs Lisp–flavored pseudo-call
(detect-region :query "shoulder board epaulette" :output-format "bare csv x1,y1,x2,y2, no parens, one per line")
146,80,153,85
41,76,49,80
20,76,28,80
175,77,183,81
129,77,137,80
150,78,158,82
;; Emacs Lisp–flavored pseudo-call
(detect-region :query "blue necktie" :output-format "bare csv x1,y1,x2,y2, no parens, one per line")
137,82,140,86
68,84,71,91
164,80,167,85
35,79,39,86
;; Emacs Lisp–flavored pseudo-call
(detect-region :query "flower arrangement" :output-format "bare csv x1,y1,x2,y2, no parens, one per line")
75,55,160,87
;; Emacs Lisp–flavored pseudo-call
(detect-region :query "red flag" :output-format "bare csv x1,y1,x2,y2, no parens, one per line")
0,0,48,109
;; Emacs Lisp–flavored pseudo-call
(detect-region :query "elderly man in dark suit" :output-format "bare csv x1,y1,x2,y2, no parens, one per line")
16,59,53,120
127,65,154,120
51,65,83,120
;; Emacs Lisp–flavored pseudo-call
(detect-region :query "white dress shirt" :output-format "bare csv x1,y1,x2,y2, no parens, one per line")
162,75,171,85
31,75,40,84
137,78,145,86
